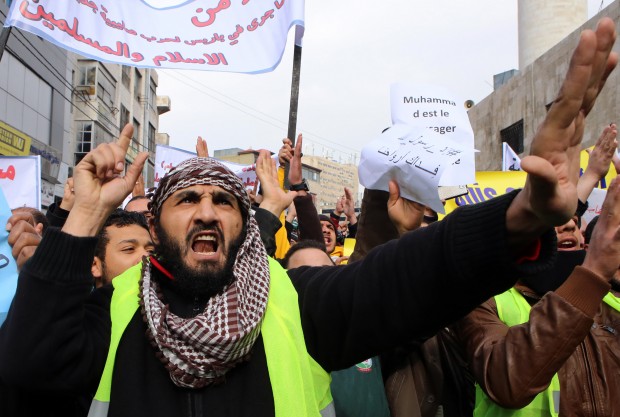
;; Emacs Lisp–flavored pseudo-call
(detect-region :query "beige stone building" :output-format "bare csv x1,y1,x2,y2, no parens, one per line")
468,1,619,170
302,155,359,213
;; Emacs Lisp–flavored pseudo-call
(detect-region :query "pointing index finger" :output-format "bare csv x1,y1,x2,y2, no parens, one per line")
117,123,134,154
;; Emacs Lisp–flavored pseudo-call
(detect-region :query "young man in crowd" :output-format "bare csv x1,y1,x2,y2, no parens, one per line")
91,209,154,288
1,17,618,417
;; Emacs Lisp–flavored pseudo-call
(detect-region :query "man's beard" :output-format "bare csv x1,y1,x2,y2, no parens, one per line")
154,221,245,299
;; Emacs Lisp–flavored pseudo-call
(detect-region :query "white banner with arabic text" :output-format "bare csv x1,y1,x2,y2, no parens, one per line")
6,0,304,72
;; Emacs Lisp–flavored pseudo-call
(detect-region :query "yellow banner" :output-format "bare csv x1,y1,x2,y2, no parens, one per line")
442,171,526,216
441,148,615,218
0,122,31,156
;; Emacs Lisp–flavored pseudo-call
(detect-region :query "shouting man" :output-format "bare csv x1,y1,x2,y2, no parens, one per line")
1,17,619,417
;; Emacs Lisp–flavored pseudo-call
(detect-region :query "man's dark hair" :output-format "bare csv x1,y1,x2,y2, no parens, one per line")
12,207,49,233
584,215,599,245
125,195,150,208
282,239,332,269
94,209,150,261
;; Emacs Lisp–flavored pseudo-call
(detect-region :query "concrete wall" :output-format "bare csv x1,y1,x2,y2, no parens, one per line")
469,1,620,171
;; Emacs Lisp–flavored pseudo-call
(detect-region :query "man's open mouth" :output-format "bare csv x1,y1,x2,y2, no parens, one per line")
557,237,578,250
192,234,219,255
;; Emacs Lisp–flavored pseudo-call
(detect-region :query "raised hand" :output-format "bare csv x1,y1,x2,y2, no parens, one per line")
582,177,620,280
278,138,293,166
578,123,617,202
256,150,298,217
63,124,149,237
507,18,618,246
6,212,44,271
288,134,304,187
196,136,209,158
342,187,357,224
59,177,75,211
387,180,425,236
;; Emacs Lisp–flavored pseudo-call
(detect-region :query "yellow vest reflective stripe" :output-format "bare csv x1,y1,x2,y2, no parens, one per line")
474,288,560,417
603,292,620,313
89,257,333,417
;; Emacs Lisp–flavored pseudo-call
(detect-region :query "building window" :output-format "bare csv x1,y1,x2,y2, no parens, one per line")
134,69,142,102
120,105,130,129
121,66,131,90
78,64,96,86
75,121,93,164
96,64,117,111
500,119,524,154
132,117,141,152
148,123,156,152
302,167,320,182
149,78,157,110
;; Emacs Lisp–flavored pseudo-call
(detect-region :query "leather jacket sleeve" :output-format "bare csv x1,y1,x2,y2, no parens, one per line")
453,266,610,408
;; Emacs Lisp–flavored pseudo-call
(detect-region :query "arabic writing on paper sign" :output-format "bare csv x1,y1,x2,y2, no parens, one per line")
376,137,463,177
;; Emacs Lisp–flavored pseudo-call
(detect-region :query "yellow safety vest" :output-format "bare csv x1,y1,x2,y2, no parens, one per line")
474,288,561,417
88,257,333,417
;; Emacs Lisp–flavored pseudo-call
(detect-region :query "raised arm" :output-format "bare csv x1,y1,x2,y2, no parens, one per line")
63,124,148,237
507,18,618,251
577,123,617,203
254,149,298,256
287,135,324,245
0,123,148,391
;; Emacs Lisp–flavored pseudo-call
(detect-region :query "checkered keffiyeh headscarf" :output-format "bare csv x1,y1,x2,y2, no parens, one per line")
141,157,270,389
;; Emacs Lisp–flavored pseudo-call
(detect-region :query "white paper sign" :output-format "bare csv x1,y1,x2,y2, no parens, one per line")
390,83,475,185
0,156,41,210
502,142,522,171
6,0,304,73
358,124,469,213
583,188,607,226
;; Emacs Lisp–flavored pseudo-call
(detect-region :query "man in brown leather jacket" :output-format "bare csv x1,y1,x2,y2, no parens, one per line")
454,180,620,416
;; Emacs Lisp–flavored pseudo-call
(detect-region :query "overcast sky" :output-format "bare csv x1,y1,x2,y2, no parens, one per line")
156,1,615,162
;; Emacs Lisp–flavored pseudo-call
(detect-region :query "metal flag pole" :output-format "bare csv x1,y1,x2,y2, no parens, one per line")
284,43,302,189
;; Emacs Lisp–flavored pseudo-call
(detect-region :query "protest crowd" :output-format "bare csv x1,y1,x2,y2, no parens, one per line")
1,16,620,417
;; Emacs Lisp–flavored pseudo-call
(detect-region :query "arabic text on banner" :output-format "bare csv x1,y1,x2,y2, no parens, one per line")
6,0,304,73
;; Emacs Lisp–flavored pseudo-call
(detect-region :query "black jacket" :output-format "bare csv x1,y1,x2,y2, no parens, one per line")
0,193,555,417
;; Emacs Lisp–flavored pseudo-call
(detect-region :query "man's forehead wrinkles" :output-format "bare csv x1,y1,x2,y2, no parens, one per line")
169,185,236,202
